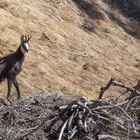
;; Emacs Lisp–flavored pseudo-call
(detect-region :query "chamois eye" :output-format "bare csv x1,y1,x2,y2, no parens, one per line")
22,42,29,50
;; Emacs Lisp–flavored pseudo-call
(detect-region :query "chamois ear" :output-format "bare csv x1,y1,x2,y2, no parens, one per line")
21,35,25,42
27,36,32,42
24,36,31,42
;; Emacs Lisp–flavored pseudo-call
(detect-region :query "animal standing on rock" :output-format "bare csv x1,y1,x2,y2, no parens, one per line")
0,35,31,99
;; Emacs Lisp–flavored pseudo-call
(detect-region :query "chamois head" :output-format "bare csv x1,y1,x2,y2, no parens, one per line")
20,35,31,54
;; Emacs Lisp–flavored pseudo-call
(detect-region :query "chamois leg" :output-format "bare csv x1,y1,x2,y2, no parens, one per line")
7,78,12,99
13,77,21,99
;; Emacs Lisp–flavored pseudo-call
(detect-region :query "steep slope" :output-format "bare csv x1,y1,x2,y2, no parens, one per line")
0,0,140,98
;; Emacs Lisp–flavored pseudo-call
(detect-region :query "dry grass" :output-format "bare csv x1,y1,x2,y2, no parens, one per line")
0,0,140,99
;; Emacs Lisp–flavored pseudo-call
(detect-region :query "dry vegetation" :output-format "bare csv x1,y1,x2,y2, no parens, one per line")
0,79,139,140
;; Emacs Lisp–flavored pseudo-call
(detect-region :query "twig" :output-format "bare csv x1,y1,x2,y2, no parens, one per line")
92,100,128,111
58,119,68,140
125,96,140,111
68,126,78,139
68,109,78,132
98,78,114,99
98,135,117,140
16,116,59,139
112,81,140,96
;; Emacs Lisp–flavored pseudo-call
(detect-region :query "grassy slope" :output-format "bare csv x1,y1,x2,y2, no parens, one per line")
0,0,140,98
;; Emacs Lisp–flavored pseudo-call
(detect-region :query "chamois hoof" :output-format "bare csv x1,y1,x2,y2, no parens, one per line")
17,96,21,100
6,95,10,101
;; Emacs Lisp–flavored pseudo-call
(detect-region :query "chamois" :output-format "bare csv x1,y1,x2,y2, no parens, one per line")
0,35,31,99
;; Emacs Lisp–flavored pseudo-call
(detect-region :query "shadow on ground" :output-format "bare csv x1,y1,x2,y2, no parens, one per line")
104,0,140,38
72,0,140,38
72,0,103,20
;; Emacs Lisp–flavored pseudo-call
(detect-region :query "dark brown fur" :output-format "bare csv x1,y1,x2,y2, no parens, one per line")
0,35,31,99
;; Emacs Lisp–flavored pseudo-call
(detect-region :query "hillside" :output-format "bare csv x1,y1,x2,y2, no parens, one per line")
0,0,140,99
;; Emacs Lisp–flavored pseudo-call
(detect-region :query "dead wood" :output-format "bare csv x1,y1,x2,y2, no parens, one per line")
0,79,139,140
